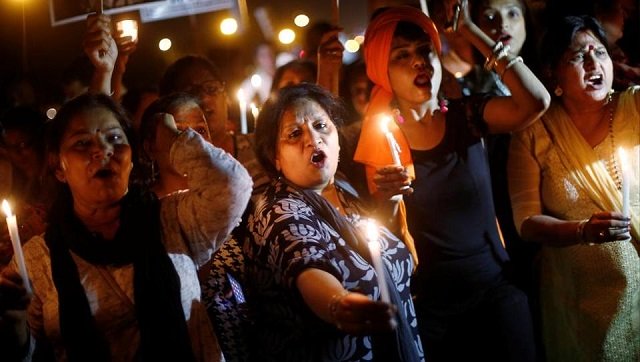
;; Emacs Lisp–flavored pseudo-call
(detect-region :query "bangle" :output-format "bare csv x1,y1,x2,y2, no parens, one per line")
484,43,511,72
576,219,588,244
328,291,348,329
499,56,523,79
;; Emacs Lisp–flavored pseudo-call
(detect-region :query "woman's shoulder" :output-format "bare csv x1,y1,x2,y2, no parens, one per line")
22,234,52,276
251,181,303,218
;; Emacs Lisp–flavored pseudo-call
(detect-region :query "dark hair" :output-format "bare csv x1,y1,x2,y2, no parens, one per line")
270,60,317,93
393,21,430,42
61,56,93,86
136,92,202,186
159,55,223,96
541,15,609,74
48,94,135,175
254,83,346,178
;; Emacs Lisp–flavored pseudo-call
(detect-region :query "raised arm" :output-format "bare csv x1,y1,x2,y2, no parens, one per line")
155,114,252,266
316,28,344,95
454,0,550,133
83,14,117,95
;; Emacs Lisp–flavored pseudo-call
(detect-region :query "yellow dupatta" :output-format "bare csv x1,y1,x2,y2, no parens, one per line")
541,87,640,241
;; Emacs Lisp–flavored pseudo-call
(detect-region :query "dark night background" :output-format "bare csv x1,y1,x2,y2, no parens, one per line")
0,0,370,107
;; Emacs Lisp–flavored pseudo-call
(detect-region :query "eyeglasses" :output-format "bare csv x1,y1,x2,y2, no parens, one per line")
184,80,226,97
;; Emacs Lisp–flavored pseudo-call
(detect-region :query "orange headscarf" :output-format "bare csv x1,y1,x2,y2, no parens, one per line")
354,6,441,268
354,6,441,192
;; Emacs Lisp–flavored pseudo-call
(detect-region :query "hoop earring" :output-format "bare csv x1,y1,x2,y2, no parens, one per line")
554,86,563,97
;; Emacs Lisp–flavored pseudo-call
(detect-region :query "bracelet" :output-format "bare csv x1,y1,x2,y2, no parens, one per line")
484,43,511,72
499,56,523,79
483,42,503,71
576,219,588,244
328,291,348,329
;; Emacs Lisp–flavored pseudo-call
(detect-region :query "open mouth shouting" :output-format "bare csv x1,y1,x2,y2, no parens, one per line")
585,73,604,88
93,167,116,179
414,73,432,89
311,149,327,168
498,33,512,45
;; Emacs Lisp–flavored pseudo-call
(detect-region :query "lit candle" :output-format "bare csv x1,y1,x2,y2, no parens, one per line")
237,89,248,134
2,200,31,294
618,147,630,217
250,102,260,121
380,115,401,166
366,219,390,303
116,19,139,43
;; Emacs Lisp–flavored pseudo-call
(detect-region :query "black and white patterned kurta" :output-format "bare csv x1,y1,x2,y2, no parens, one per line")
244,179,423,361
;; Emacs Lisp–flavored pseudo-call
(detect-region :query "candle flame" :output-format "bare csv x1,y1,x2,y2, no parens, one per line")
2,199,12,218
250,103,260,118
379,115,392,134
236,89,246,102
366,219,379,242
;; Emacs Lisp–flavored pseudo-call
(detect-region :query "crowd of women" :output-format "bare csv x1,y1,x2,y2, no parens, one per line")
0,0,638,361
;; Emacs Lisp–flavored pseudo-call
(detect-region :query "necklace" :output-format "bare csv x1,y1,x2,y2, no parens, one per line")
605,93,622,190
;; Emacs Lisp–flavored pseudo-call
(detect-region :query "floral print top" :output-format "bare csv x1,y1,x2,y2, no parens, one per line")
244,179,424,361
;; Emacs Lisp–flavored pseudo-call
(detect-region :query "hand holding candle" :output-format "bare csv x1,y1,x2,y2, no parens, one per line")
618,147,630,217
237,89,248,134
366,219,390,304
2,200,31,295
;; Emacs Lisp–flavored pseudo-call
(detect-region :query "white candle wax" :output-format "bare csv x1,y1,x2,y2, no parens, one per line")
2,200,31,294
366,220,390,303
618,148,630,217
237,89,248,134
380,116,401,166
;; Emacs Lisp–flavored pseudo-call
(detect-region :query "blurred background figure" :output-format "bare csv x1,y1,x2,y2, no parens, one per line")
270,59,317,92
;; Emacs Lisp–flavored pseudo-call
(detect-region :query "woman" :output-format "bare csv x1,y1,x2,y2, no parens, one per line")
137,92,211,197
270,59,317,92
0,107,50,266
354,4,549,361
508,15,639,361
158,55,270,195
138,92,252,361
245,83,423,361
469,0,542,305
0,94,252,361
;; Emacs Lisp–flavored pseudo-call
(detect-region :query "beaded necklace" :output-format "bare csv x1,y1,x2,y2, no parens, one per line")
605,93,622,190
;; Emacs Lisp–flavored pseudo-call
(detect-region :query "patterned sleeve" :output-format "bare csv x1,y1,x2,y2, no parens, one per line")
252,196,343,289
508,125,544,234
161,129,253,267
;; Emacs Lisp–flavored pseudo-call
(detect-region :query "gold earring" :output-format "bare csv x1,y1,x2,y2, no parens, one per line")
554,86,563,97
